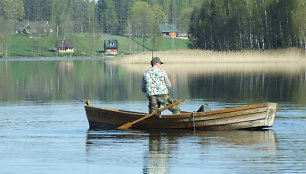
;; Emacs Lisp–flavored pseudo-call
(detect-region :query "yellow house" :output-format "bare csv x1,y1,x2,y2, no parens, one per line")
57,40,74,54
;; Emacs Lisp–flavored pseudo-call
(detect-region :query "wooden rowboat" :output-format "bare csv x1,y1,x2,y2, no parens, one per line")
84,102,278,130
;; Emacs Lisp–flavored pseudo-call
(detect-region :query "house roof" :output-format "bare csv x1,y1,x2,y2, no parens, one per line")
104,39,118,48
159,24,177,32
57,40,73,49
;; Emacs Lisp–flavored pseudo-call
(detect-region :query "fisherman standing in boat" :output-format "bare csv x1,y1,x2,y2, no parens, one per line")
142,57,181,115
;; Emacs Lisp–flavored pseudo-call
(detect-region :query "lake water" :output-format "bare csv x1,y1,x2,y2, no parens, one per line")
0,58,305,174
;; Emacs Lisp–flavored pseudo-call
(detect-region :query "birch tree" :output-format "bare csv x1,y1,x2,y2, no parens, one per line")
130,2,153,37
188,0,305,50
0,0,25,57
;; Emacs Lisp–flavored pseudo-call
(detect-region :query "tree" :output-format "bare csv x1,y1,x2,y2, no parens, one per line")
291,0,306,50
71,0,88,33
130,1,154,36
188,0,305,50
0,16,11,57
96,0,118,34
152,5,167,24
151,5,167,51
22,0,52,21
1,0,25,22
114,0,133,34
50,0,75,35
86,0,97,34
179,7,193,33
86,0,99,56
130,1,154,52
0,0,25,57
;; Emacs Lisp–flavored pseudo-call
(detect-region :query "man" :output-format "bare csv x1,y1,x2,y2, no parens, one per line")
142,57,180,115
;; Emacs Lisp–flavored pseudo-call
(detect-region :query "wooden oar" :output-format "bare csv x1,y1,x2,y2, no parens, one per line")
117,99,184,130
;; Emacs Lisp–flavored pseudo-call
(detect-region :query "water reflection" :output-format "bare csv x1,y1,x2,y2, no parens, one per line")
0,59,305,105
1,58,305,174
187,72,306,103
143,132,170,174
86,130,276,174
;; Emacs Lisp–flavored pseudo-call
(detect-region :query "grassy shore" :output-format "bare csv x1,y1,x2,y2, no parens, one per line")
6,33,189,58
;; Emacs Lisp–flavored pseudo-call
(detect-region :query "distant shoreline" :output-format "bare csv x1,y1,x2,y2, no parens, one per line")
2,48,305,64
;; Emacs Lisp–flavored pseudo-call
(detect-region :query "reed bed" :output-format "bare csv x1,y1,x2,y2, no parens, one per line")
120,48,305,64
119,49,306,75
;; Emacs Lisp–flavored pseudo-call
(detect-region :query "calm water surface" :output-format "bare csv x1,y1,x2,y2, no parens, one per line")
0,58,305,173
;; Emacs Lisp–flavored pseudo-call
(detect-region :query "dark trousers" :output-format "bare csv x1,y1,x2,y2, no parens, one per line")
148,94,180,114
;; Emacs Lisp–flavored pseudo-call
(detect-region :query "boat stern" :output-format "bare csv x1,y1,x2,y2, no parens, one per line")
264,103,278,127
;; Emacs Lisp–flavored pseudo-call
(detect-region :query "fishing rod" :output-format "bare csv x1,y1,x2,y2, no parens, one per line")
152,17,158,58
62,89,86,104
152,28,155,58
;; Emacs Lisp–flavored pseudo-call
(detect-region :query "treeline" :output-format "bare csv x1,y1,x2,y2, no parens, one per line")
188,0,305,50
0,0,305,56
0,0,201,34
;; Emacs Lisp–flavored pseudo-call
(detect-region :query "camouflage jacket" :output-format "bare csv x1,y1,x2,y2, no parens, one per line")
142,67,171,96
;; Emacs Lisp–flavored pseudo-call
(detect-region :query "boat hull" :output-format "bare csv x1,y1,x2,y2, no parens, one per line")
84,102,278,130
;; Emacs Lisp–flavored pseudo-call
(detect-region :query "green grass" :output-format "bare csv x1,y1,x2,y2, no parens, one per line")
9,34,57,57
10,35,36,57
7,33,190,58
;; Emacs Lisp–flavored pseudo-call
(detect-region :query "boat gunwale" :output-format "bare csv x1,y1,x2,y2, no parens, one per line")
84,102,278,130
85,102,276,119
85,105,147,115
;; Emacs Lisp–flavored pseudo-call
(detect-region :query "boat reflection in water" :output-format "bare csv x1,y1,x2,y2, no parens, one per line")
86,130,277,173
